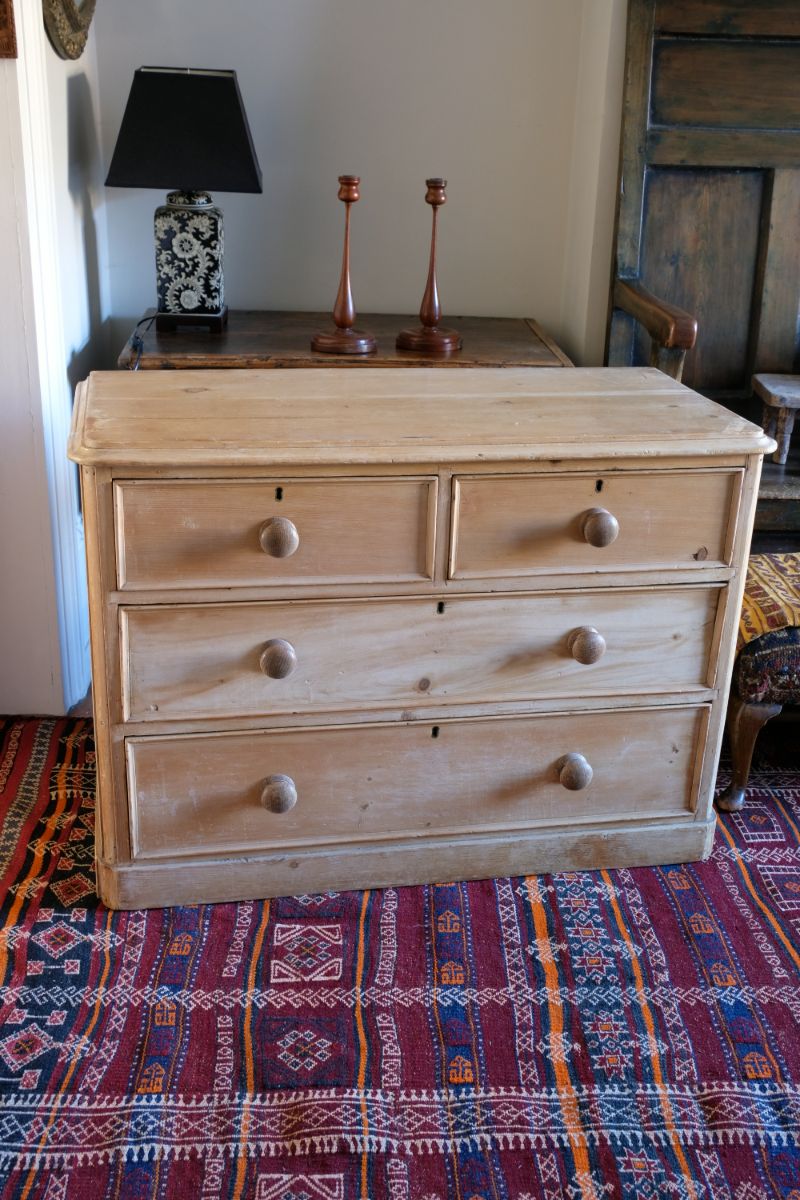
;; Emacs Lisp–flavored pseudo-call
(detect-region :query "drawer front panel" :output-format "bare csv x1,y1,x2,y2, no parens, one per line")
450,470,740,578
122,587,722,722
114,477,436,590
128,706,706,858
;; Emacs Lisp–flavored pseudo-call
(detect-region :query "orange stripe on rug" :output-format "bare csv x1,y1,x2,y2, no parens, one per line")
717,818,800,972
355,889,371,1199
0,722,81,985
601,869,699,1200
526,875,599,1200
231,899,270,1200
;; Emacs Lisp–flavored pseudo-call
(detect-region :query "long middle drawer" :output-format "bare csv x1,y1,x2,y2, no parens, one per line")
120,586,723,721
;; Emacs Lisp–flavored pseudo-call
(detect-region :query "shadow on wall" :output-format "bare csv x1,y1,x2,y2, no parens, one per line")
66,71,114,389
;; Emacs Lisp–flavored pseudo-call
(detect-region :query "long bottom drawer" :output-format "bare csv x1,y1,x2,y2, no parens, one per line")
127,706,708,859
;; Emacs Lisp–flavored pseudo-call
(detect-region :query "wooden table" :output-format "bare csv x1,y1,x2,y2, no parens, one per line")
118,310,573,371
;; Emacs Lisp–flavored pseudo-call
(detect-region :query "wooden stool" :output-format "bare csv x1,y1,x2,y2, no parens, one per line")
716,553,800,812
753,374,800,466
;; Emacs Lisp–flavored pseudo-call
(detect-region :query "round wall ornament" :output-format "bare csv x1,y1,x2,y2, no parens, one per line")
43,0,96,59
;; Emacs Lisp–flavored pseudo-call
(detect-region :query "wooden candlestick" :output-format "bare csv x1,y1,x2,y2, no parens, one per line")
312,175,376,355
397,178,462,355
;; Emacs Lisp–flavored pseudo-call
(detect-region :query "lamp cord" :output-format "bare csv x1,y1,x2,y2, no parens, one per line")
127,314,157,370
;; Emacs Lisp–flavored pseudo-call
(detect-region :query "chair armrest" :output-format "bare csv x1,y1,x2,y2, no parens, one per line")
614,279,697,351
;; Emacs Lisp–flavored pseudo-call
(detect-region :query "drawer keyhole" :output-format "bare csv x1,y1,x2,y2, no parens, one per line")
275,487,283,501
437,601,446,614
431,726,440,739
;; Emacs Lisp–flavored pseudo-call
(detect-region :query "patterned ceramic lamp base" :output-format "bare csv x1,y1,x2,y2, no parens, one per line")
154,191,228,332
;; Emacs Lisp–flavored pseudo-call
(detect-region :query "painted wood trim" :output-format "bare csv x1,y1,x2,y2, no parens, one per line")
14,6,90,709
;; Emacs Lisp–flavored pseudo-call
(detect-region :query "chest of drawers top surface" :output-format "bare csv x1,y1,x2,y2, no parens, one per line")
69,366,772,466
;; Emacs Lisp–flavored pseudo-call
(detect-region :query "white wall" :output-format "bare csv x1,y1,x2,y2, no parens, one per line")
45,47,112,387
95,0,626,364
0,9,109,714
0,0,626,714
0,58,64,714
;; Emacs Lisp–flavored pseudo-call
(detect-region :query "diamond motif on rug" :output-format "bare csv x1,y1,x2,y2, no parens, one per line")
256,1015,345,1089
270,923,343,982
31,920,81,959
276,1028,333,1072
0,1023,54,1070
49,871,94,905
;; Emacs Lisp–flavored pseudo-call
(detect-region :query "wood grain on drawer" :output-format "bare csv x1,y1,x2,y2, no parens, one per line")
114,477,437,590
127,706,706,859
450,470,740,578
121,586,723,722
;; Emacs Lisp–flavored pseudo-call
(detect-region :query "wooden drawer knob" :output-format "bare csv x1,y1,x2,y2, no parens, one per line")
261,774,297,814
556,752,593,791
581,507,619,548
567,626,606,665
259,638,297,679
259,516,299,558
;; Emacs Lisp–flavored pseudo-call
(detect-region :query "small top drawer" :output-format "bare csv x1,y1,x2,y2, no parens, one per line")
450,469,740,579
114,476,437,590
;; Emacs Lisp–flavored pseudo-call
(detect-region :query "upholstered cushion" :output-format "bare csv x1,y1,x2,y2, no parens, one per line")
734,626,800,704
735,553,800,704
738,552,800,650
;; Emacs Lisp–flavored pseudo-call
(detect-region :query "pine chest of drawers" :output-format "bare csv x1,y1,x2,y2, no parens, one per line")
68,367,772,908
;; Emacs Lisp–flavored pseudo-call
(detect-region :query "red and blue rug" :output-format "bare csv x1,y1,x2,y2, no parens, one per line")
0,716,799,1199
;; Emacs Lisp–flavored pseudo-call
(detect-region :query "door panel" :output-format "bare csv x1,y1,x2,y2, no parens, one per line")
609,0,800,401
637,169,764,392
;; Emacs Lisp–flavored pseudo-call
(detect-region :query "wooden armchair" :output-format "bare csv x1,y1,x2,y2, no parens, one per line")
716,553,800,813
612,279,698,383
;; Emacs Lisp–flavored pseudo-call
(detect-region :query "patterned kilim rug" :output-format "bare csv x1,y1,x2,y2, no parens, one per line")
0,717,799,1199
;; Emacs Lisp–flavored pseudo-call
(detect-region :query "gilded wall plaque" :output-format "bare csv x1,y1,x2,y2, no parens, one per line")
43,0,96,60
0,0,17,58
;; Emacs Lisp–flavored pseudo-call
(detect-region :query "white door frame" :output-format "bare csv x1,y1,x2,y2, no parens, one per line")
1,6,90,712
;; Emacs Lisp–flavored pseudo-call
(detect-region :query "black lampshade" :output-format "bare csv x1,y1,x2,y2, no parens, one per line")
105,67,262,194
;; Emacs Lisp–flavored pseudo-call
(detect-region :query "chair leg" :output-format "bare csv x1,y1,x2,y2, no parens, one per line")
716,693,782,813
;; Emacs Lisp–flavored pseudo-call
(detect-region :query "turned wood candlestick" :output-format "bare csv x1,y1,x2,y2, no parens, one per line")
312,175,376,355
397,178,462,355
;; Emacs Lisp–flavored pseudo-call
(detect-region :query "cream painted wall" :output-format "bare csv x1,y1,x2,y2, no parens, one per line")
95,0,627,364
560,0,627,363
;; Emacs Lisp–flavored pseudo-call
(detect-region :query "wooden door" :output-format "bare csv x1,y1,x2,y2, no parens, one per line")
608,0,800,411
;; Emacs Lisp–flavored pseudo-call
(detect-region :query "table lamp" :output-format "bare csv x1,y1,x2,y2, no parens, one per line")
105,67,262,332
